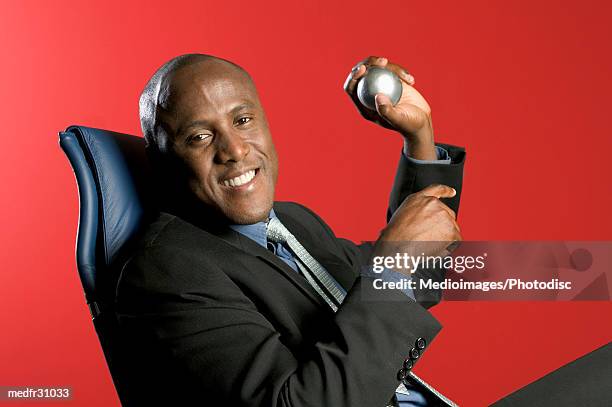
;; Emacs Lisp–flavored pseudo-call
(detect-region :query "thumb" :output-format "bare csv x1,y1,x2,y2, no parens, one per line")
374,93,401,124
420,184,457,199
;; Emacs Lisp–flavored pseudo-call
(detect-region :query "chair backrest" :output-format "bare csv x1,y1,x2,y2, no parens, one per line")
59,125,155,404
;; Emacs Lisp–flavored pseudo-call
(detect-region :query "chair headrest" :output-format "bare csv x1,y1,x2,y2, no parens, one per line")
60,126,154,273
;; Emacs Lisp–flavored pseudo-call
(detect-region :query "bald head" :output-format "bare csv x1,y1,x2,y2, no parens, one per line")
139,53,253,152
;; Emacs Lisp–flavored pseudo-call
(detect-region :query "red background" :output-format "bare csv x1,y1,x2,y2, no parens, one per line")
1,0,611,405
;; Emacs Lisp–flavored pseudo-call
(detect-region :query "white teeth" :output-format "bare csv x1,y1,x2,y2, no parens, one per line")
222,169,256,187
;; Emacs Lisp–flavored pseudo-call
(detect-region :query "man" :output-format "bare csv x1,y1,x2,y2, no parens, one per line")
115,53,465,406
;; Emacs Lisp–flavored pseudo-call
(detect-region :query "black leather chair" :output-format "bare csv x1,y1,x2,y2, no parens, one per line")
59,125,156,405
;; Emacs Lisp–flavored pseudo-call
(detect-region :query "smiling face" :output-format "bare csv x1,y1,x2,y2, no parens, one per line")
155,59,278,224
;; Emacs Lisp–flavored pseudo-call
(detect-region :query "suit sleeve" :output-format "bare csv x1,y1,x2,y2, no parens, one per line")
322,143,466,264
388,143,466,221
116,241,441,407
385,143,466,308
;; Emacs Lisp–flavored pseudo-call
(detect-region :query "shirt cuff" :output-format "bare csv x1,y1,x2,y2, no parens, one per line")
404,145,451,165
379,267,416,301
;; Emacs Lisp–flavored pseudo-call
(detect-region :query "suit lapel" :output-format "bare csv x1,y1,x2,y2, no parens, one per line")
210,224,331,310
274,204,357,292
177,204,357,310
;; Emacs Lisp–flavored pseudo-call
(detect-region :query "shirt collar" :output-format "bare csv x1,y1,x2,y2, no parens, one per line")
229,209,277,249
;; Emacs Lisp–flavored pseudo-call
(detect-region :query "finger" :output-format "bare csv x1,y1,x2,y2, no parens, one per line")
439,201,457,221
343,64,366,94
375,93,410,131
419,184,457,199
368,56,388,67
424,195,457,220
351,56,384,73
361,56,382,66
383,61,416,85
453,217,461,232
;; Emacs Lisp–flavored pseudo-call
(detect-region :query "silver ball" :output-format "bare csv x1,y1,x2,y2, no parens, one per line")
356,67,403,111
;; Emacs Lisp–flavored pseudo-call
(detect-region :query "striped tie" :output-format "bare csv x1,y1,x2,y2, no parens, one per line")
266,217,457,407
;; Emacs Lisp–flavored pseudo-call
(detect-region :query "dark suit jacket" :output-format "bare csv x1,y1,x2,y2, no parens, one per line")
114,145,466,406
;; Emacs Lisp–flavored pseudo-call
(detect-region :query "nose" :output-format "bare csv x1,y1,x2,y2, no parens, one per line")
214,128,250,164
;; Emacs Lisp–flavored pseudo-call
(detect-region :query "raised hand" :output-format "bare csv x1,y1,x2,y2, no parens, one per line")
344,56,437,160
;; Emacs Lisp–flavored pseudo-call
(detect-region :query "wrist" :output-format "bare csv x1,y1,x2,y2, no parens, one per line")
402,119,436,160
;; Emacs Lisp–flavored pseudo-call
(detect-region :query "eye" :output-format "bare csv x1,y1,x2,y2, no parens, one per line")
188,133,212,144
236,116,252,126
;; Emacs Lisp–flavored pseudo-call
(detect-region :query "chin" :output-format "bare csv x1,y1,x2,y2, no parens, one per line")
224,202,273,225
